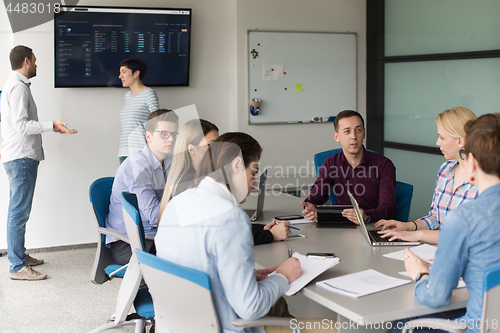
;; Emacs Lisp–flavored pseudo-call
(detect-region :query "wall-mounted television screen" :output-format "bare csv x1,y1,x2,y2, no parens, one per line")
54,6,191,88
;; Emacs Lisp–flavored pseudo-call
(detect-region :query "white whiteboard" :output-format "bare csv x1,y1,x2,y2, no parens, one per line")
248,31,357,124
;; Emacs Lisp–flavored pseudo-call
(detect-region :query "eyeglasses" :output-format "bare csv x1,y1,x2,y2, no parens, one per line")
460,149,480,163
154,130,178,140
459,149,467,160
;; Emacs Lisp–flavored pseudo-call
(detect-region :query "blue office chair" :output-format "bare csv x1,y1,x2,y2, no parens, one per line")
402,264,500,333
89,192,154,333
136,249,301,332
313,149,414,221
89,177,128,284
313,148,342,205
394,181,413,222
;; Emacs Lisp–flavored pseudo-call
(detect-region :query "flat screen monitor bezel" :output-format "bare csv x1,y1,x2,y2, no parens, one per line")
54,5,192,88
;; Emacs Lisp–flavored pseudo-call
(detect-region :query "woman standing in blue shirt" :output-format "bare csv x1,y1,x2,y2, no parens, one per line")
117,58,159,164
387,113,500,333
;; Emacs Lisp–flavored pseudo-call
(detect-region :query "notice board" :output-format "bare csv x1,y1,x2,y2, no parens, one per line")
248,31,357,124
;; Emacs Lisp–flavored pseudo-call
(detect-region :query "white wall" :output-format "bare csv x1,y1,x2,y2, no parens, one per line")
236,0,367,177
0,0,237,249
0,0,366,249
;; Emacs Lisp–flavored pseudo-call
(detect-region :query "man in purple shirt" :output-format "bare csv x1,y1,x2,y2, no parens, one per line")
300,110,396,224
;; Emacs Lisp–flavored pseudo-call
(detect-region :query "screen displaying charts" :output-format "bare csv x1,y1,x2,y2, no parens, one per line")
54,6,191,87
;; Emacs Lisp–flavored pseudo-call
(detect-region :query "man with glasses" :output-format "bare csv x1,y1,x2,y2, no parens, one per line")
105,109,178,264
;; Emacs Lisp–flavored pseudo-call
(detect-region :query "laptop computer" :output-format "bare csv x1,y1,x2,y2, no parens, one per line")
243,169,267,222
316,205,357,229
347,191,420,246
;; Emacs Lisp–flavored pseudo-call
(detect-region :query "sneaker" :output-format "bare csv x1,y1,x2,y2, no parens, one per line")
10,266,47,281
25,253,44,266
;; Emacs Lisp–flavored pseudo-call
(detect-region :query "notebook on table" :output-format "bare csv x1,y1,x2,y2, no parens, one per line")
347,191,420,247
243,169,267,222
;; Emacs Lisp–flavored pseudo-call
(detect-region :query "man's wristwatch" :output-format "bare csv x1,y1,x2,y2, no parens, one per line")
364,214,371,224
415,272,429,282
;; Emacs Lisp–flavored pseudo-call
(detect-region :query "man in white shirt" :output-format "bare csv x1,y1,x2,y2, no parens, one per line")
1,45,77,281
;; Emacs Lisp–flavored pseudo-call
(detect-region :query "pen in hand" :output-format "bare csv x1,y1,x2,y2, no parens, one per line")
273,220,300,230
288,248,292,258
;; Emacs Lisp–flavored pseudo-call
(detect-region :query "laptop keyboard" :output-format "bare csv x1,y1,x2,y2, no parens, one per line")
369,230,404,243
244,209,255,218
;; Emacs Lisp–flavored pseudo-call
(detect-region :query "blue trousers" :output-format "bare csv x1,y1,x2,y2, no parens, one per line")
4,158,39,273
387,308,467,333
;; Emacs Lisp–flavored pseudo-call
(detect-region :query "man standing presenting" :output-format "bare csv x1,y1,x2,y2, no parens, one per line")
301,110,396,224
105,109,178,265
1,45,77,280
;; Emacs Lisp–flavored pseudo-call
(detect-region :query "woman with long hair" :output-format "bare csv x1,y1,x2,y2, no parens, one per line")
159,121,290,243
375,107,478,244
159,118,219,221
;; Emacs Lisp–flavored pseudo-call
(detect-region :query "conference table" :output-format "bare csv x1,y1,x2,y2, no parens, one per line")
241,191,469,332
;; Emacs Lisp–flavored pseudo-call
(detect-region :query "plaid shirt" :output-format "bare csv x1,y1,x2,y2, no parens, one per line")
418,160,478,230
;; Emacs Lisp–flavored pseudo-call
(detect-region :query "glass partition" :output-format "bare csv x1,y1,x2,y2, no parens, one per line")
384,58,500,146
386,0,500,56
385,148,446,221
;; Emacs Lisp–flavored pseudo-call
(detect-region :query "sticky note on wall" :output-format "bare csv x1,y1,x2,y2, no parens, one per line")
295,83,303,91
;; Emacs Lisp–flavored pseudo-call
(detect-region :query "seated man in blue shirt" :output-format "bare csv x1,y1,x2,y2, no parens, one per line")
105,109,179,264
301,110,396,224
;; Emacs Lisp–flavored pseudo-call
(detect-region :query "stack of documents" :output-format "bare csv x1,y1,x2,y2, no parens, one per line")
316,269,411,298
284,252,340,296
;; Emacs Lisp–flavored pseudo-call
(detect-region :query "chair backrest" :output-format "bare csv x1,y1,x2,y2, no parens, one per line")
121,192,146,252
394,181,413,222
313,148,342,204
113,192,149,324
481,265,500,333
136,249,220,333
89,177,114,244
313,149,414,221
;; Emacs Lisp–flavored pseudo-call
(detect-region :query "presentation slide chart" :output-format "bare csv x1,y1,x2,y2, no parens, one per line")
55,7,191,87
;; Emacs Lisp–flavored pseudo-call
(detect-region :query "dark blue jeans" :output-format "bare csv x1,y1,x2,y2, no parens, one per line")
386,308,467,333
4,158,39,273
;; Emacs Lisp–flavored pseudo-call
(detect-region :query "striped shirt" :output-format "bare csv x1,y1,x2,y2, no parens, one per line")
118,87,159,157
418,160,478,230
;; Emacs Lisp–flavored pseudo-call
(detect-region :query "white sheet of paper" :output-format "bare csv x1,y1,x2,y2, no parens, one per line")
316,269,411,298
280,216,313,225
284,252,340,296
383,244,437,264
398,271,466,289
263,65,284,81
285,234,306,241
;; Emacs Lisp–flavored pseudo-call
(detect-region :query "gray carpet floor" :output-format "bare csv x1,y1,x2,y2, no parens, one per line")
0,246,147,333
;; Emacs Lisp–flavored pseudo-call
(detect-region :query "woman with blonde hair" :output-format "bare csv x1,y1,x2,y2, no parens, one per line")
375,107,478,244
159,119,219,220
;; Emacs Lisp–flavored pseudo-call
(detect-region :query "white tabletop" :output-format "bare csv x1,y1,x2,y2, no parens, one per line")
242,191,469,327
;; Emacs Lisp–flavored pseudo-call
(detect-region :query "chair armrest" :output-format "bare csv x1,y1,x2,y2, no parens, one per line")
402,318,466,333
96,227,130,243
232,317,293,328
